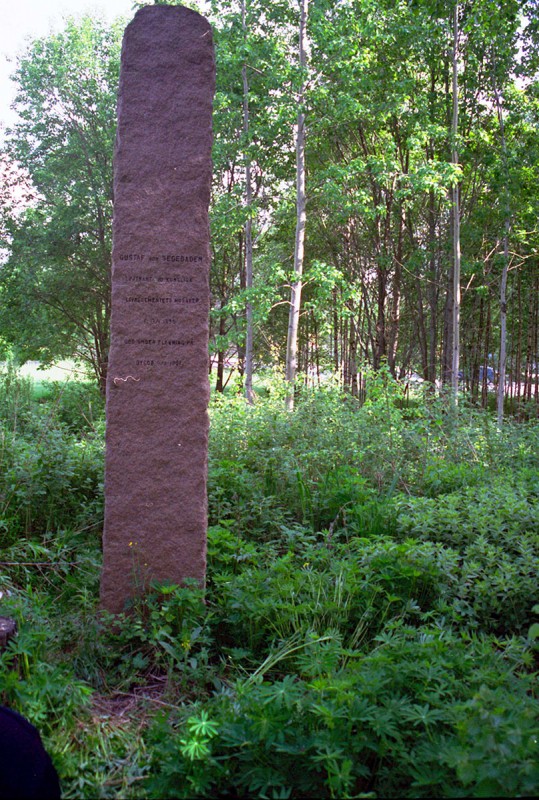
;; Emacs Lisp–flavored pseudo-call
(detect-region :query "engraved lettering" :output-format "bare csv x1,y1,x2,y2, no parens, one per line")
125,275,193,283
143,317,178,324
161,254,203,263
125,296,174,303
123,337,193,346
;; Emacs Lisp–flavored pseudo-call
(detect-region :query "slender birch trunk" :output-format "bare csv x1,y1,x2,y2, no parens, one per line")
427,188,438,386
451,1,461,405
285,0,309,411
242,0,255,405
492,78,509,426
498,219,509,423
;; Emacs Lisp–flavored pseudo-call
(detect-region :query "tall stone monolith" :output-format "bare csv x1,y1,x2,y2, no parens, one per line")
100,5,215,614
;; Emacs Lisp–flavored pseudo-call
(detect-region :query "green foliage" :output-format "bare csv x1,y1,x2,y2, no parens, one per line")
208,535,456,662
0,419,103,540
37,381,105,434
98,581,215,694
55,719,150,799
0,359,34,427
0,599,92,732
0,368,104,541
439,683,539,797
0,382,538,798
0,15,121,387
208,379,536,535
396,477,539,633
146,626,538,799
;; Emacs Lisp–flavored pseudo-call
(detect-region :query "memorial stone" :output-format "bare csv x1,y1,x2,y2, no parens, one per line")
100,5,215,614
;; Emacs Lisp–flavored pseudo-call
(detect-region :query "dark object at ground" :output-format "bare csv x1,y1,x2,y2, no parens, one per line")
0,706,61,799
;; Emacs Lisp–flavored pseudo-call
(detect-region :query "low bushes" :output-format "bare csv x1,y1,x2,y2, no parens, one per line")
0,371,537,798
0,371,104,541
395,479,539,634
208,534,458,659
145,626,538,799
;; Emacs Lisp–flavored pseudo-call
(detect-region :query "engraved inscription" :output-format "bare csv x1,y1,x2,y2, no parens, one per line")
115,252,204,371
124,296,200,303
143,316,178,324
117,253,204,263
135,359,183,367
125,276,193,283
124,338,194,345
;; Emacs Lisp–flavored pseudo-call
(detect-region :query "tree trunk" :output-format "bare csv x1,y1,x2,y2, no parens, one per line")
216,310,226,393
451,1,461,404
525,289,534,401
242,0,255,405
482,304,491,408
285,0,309,411
387,211,403,378
516,270,522,404
427,188,439,386
332,287,339,373
427,63,440,387
349,317,358,396
373,260,387,371
492,73,510,425
442,259,453,385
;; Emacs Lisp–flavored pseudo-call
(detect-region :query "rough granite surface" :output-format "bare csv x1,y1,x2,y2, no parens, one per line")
100,5,215,614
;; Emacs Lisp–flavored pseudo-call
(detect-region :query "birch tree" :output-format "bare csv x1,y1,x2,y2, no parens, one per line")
242,0,255,404
285,0,309,411
451,1,461,404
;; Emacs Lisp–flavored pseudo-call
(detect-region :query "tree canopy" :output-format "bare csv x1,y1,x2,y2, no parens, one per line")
0,0,538,412
0,16,122,390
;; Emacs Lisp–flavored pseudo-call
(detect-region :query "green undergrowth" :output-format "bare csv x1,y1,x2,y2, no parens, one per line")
0,369,538,798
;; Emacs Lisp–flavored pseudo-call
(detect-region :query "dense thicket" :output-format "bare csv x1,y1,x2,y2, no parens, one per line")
0,0,538,412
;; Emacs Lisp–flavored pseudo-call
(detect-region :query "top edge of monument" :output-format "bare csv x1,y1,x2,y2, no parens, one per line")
122,3,214,70
130,4,211,27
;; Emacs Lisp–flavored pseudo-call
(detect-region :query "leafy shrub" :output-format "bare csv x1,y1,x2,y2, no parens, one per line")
395,478,539,634
454,534,539,634
206,522,263,576
0,594,93,734
396,479,539,550
145,626,538,799
0,371,104,542
77,581,216,696
38,380,104,434
438,683,539,797
0,420,104,540
0,362,34,429
208,382,539,546
208,386,409,540
0,380,537,799
207,533,458,660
